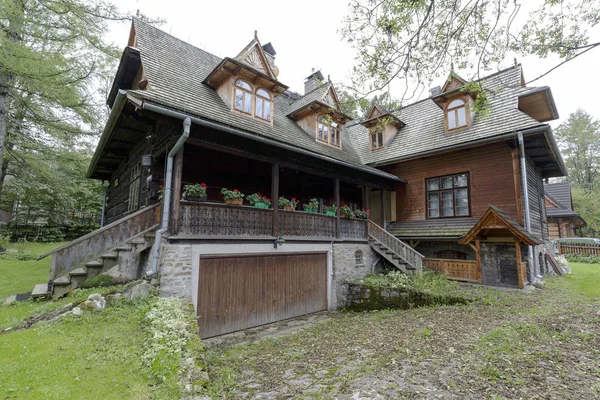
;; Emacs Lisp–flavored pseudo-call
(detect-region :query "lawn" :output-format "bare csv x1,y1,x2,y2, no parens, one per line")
203,263,600,399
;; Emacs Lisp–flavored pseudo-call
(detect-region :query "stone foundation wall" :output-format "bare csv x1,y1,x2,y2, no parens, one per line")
331,242,380,309
415,241,476,260
159,243,193,298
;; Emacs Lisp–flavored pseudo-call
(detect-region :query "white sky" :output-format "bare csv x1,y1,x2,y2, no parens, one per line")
107,0,600,127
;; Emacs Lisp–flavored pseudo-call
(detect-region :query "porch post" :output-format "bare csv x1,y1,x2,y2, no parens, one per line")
272,163,279,237
380,189,386,229
335,178,340,239
171,148,184,234
475,239,481,283
515,238,524,289
362,185,370,211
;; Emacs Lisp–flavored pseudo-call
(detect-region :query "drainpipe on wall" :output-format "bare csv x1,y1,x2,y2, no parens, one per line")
147,117,191,277
518,132,536,284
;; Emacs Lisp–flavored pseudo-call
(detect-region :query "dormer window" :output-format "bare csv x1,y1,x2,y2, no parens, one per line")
234,80,252,114
370,127,384,150
445,98,469,131
255,88,272,120
317,116,341,148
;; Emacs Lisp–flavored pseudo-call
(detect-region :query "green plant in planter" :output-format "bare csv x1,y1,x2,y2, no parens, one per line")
303,198,320,213
183,182,207,201
221,188,245,201
279,196,298,210
340,205,355,218
355,208,370,219
324,203,337,216
247,193,272,208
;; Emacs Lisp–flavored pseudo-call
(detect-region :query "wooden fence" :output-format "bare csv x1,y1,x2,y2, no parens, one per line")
423,258,482,283
557,243,600,256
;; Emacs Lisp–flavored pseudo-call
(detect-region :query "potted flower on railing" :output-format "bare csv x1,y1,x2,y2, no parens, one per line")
302,198,319,213
355,208,370,219
183,182,207,202
340,205,355,219
247,193,271,209
323,203,337,217
221,187,245,205
279,196,298,211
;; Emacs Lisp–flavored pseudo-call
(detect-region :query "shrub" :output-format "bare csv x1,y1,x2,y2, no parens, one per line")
564,254,600,264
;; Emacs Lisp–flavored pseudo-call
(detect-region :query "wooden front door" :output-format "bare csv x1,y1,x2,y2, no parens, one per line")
197,252,328,338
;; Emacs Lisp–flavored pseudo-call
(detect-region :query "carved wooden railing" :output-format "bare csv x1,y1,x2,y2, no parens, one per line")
367,220,423,271
339,218,368,240
557,243,600,256
278,210,336,238
179,202,273,237
39,203,161,281
423,258,482,283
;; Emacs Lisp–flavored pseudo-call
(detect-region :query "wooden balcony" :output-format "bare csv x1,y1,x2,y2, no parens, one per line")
176,201,368,240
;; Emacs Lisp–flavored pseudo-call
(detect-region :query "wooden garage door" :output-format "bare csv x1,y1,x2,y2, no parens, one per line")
197,252,328,338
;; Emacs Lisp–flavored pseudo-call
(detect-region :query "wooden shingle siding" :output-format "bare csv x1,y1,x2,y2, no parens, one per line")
389,142,518,222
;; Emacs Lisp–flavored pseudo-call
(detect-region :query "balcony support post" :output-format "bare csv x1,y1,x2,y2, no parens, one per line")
335,178,340,239
272,163,280,237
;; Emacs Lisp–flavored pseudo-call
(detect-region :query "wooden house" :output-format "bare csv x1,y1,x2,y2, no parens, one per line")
544,182,585,239
35,19,566,337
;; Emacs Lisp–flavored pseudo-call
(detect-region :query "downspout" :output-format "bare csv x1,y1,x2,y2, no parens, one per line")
147,117,191,277
518,132,535,283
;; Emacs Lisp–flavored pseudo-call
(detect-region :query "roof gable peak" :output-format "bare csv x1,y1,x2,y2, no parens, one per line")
235,34,275,79
441,72,468,93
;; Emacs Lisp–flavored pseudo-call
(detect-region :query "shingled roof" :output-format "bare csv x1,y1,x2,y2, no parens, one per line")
545,182,580,218
347,65,552,165
386,218,479,239
125,18,381,176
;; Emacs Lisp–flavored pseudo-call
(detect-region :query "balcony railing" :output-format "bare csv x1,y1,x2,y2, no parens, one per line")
423,258,481,283
177,201,368,240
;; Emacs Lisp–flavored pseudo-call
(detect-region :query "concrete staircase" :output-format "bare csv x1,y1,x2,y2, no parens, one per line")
32,235,155,299
367,220,424,273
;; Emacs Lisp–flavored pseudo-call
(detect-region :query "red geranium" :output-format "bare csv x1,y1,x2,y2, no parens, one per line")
234,189,239,193
200,183,207,187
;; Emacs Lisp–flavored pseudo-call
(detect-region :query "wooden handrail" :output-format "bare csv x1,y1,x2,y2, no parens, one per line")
367,220,424,270
38,203,161,260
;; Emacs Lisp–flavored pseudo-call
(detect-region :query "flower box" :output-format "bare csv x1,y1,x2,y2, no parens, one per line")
325,211,336,216
254,203,270,209
225,198,243,205
283,205,296,211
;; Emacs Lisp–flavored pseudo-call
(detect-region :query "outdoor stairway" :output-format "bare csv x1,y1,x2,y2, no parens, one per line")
367,220,424,273
31,204,161,299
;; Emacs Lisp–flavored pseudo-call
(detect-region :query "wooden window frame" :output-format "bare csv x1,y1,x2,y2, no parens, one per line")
254,88,272,121
370,126,384,151
444,97,470,132
234,79,253,115
425,172,471,219
316,116,341,148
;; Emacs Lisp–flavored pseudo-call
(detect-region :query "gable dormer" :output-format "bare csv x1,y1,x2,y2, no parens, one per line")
431,72,477,133
361,104,404,151
288,73,352,148
204,33,288,124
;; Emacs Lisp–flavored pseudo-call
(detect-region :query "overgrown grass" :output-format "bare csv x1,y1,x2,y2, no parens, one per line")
0,299,153,400
353,270,466,297
0,241,63,300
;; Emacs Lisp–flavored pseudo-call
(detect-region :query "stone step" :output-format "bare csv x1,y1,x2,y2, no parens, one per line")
31,283,52,298
130,237,146,245
116,245,132,251
69,267,88,276
86,260,104,268
101,251,118,259
53,276,71,286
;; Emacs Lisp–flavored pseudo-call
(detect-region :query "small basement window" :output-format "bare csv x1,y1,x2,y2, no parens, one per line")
446,98,469,131
355,250,364,266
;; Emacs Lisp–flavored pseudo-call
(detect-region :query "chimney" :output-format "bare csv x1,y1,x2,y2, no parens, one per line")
304,69,325,94
262,42,276,69
429,85,441,97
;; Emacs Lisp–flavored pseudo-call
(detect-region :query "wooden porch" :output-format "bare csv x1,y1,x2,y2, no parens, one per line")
175,201,368,240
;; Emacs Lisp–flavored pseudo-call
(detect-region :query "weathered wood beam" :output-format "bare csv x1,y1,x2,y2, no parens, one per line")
272,163,279,237
335,178,340,239
515,238,524,289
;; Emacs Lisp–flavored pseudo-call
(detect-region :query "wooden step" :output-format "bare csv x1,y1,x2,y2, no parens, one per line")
69,268,87,276
86,260,104,268
31,283,52,298
101,251,118,259
53,276,71,286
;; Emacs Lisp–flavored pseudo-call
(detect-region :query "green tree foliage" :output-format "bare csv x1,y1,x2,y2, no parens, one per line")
341,0,600,100
338,89,401,120
555,109,600,237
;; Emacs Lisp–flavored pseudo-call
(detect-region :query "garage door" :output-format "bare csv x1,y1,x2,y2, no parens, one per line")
197,252,328,338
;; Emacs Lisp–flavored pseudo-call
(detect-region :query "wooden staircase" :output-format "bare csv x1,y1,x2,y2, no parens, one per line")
32,204,161,298
367,220,424,273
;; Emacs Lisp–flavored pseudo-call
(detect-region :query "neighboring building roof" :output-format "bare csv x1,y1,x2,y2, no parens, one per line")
459,206,542,246
387,218,479,239
124,18,372,173
347,65,556,165
544,182,584,219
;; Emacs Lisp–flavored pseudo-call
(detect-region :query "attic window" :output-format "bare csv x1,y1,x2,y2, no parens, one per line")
317,116,341,148
234,80,252,114
446,99,469,131
255,88,272,120
370,127,384,150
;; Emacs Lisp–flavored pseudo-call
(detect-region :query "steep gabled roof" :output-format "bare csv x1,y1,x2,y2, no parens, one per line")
459,206,542,245
545,182,582,218
347,65,559,167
